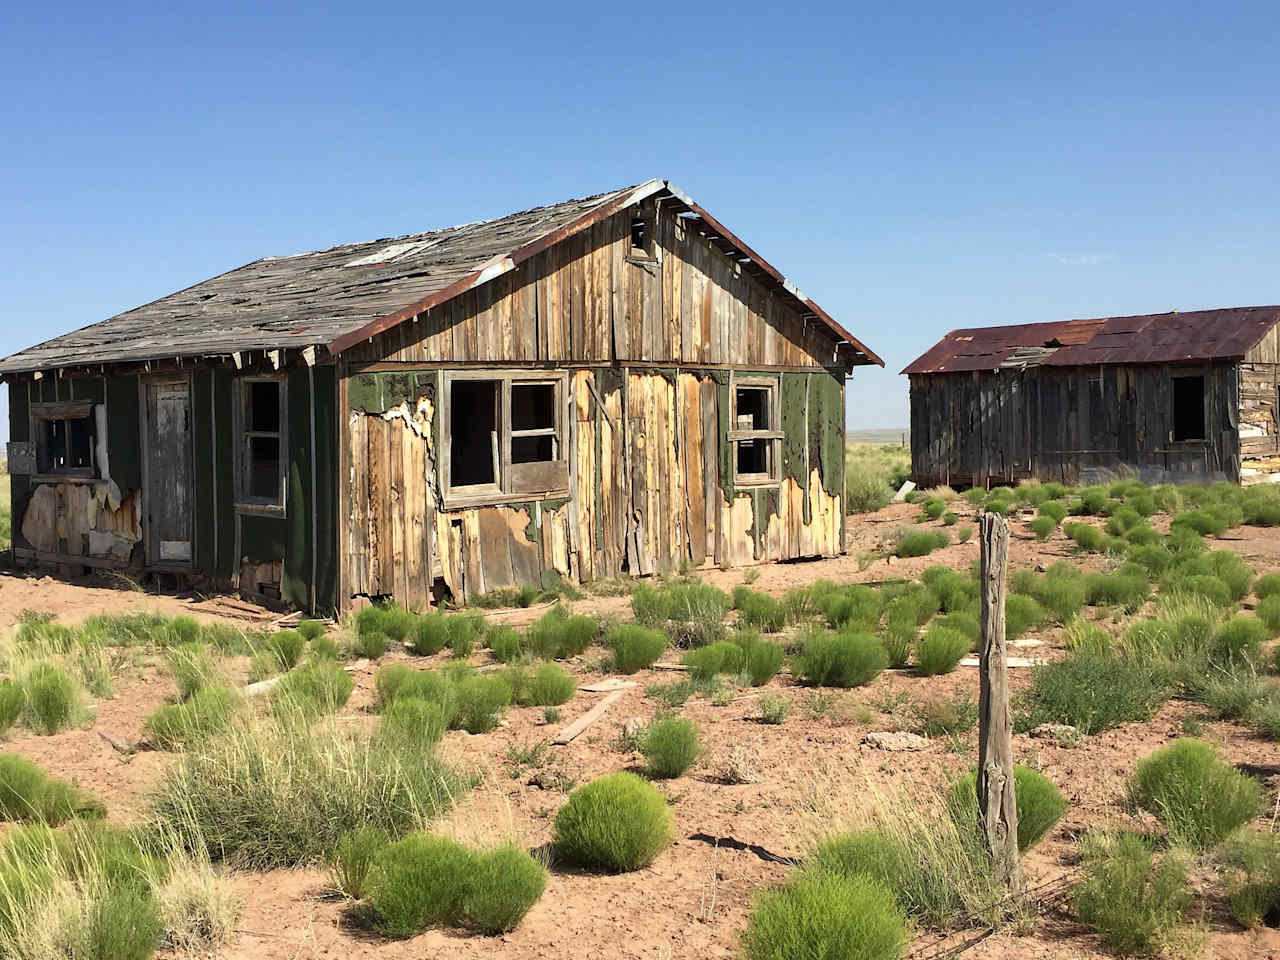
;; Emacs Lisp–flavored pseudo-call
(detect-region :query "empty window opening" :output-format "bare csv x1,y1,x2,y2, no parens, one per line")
510,382,557,464
236,378,285,508
40,415,95,474
630,216,647,251
450,379,500,487
737,437,770,476
1171,375,1205,441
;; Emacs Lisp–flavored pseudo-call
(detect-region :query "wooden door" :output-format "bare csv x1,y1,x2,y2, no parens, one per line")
145,379,193,565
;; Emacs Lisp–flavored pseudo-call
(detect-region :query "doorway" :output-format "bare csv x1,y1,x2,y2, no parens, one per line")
144,379,193,565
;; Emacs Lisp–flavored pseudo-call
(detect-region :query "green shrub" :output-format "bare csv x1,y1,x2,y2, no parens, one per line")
309,635,340,660
893,530,949,558
1064,619,1111,656
1217,828,1280,928
367,833,475,936
524,607,595,660
247,649,282,682
464,843,547,934
735,632,784,686
297,619,326,641
264,629,305,670
983,498,1013,516
922,566,976,612
1028,515,1056,540
682,641,745,680
1128,544,1175,577
794,631,888,687
956,526,973,544
329,825,390,899
270,660,355,718
845,460,894,514
942,511,958,525
945,766,1067,852
146,686,239,750
519,663,577,707
736,590,786,632
1077,486,1109,515
407,612,451,656
1171,508,1227,538
0,753,101,825
1105,505,1144,536
1016,653,1169,734
380,606,417,643
915,626,968,676
919,498,946,521
355,628,390,659
0,682,24,734
88,880,163,960
1166,573,1234,609
165,615,203,646
631,581,729,628
552,772,672,872
1084,572,1149,612
486,625,523,662
1213,616,1269,667
639,715,700,778
757,694,790,724
1063,522,1106,552
741,870,905,960
1005,594,1045,640
452,675,511,734
1039,501,1068,524
912,692,977,737
1254,571,1280,600
608,625,668,673
447,612,487,659
21,664,81,735
1074,833,1191,956
166,642,220,700
1129,739,1262,851
1256,594,1280,635
962,487,987,505
1025,569,1087,623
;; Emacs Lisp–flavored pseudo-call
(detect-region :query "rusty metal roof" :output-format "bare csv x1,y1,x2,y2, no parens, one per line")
901,306,1280,375
0,180,881,374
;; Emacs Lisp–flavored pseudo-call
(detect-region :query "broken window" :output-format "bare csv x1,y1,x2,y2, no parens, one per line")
629,203,656,259
33,401,96,476
1171,375,1205,442
731,380,780,485
236,377,286,509
445,373,568,501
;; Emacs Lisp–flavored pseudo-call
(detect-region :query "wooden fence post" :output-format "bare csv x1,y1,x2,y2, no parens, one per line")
977,512,1024,895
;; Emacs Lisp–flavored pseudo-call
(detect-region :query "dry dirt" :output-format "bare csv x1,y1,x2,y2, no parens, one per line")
1,501,1278,960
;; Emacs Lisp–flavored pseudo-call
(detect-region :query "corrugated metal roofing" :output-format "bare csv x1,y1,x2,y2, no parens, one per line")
0,179,882,374
901,306,1280,375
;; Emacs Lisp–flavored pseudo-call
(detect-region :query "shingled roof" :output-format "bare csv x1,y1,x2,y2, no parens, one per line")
0,179,881,375
901,306,1280,375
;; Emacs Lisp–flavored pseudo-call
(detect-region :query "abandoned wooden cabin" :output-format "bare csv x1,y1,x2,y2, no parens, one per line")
903,306,1280,489
0,179,882,614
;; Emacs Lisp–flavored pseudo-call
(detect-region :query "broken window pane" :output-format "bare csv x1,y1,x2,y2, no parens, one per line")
736,438,770,476
249,380,281,432
511,383,555,432
451,379,500,487
40,416,94,473
512,435,555,464
735,387,770,431
248,435,281,499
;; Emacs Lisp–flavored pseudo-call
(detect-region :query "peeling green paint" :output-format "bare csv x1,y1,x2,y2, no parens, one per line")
749,486,779,559
347,371,433,414
809,371,845,501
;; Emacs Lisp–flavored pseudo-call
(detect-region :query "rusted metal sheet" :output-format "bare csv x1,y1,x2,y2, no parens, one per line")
903,307,1280,375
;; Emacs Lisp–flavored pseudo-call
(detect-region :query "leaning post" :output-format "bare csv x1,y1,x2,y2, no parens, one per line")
977,511,1024,895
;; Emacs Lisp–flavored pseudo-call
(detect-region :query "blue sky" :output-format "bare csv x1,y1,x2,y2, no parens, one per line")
2,2,1278,438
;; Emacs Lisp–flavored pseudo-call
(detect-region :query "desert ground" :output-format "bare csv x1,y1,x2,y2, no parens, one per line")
0,482,1277,960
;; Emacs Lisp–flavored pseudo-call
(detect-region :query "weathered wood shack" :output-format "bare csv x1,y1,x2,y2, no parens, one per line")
903,306,1280,488
1,179,882,613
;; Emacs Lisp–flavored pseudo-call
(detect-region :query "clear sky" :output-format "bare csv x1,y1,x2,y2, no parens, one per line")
2,2,1278,439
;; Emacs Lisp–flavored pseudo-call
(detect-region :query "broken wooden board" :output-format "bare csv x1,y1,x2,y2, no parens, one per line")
553,689,626,745
579,678,638,692
959,656,1046,668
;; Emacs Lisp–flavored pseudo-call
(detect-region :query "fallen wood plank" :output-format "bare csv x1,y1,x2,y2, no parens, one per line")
649,662,689,672
959,656,1045,668
98,730,136,755
553,689,626,745
244,674,288,697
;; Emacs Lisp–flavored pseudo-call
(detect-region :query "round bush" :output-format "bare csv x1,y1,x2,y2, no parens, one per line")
521,663,577,706
1129,739,1262,851
309,635,341,660
682,641,746,680
22,664,79,735
795,631,888,687
452,675,512,734
271,660,355,717
1039,501,1068,525
553,772,672,872
0,682,25,734
297,619,326,642
945,766,1068,852
367,834,476,936
465,843,547,934
894,530,950,557
1005,594,1045,640
0,754,49,821
736,632,785,686
1017,652,1169,734
1075,833,1191,956
741,869,906,960
608,625,667,674
1254,572,1280,600
407,612,451,655
915,626,968,676
487,625,523,663
737,591,786,632
378,697,447,749
1028,515,1056,541
639,715,700,778
264,629,306,669
1212,616,1269,667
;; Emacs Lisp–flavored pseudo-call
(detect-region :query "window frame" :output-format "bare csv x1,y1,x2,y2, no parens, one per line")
729,375,782,487
30,400,98,479
442,369,570,507
233,374,288,515
1170,372,1207,443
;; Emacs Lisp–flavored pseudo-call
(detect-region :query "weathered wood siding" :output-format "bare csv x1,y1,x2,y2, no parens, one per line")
341,206,842,370
910,362,1242,487
343,367,845,606
1239,333,1280,481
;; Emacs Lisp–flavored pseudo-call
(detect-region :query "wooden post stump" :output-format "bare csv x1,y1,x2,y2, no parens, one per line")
977,512,1024,895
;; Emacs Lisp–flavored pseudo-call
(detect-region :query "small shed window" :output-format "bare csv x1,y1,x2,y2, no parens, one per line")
445,372,569,503
731,379,781,486
1171,375,1205,442
32,401,97,476
629,203,656,259
235,377,287,510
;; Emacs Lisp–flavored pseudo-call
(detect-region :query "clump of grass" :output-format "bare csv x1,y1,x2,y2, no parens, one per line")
378,697,447,751
1074,832,1192,956
517,663,577,707
638,715,700,779
262,629,305,671
1016,652,1169,735
912,693,977,737
1212,615,1269,667
464,842,548,934
892,529,950,558
366,833,474,936
166,642,222,700
607,625,667,674
1063,521,1107,552
741,869,906,960
915,625,968,676
150,713,465,868
453,674,512,734
1039,500,1068,525
19,663,86,735
956,526,973,544
631,580,730,645
1027,515,1056,540
1064,618,1112,656
0,753,103,824
1216,828,1280,929
329,825,389,899
552,772,672,872
734,589,786,632
1084,570,1149,613
844,455,896,514
309,634,341,660
945,766,1067,852
146,686,240,750
682,641,745,681
1129,739,1262,851
524,608,596,660
270,660,355,718
757,694,790,725
0,682,24,734
794,630,888,687
812,583,882,631
486,625,523,662
1005,593,1046,639
734,631,784,686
